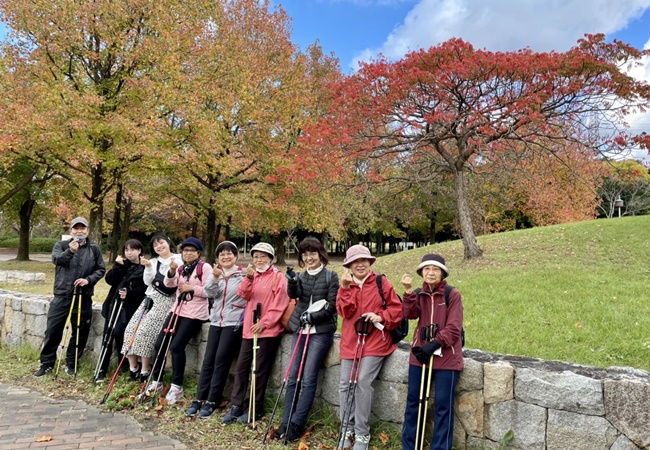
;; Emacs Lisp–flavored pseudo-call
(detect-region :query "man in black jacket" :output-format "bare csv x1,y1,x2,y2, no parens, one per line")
34,217,106,377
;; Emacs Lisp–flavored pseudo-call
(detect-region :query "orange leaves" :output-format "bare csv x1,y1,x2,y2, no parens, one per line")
297,441,310,450
35,435,53,442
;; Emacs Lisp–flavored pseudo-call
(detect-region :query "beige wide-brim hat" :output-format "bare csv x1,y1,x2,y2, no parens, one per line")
416,253,449,278
342,244,376,268
250,242,275,260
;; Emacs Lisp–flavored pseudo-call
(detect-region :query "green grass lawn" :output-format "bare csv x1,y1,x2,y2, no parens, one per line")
2,215,649,371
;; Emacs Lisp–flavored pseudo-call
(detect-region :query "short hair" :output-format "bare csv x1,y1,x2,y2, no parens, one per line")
216,241,239,258
149,233,176,257
297,236,329,268
123,239,143,255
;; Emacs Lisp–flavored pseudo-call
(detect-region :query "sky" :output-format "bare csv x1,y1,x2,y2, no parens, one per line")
2,0,650,161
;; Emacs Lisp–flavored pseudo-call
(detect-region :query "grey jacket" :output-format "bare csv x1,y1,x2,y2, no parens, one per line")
287,268,339,334
203,266,246,328
52,238,106,297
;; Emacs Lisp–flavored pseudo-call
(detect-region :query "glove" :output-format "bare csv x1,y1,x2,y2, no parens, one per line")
300,312,312,325
412,340,441,364
143,297,154,311
286,266,298,285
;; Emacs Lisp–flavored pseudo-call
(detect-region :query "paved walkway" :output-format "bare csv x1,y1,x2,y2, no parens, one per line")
0,383,189,450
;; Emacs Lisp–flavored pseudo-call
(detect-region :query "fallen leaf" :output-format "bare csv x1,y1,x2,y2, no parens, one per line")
378,432,389,444
575,322,582,328
298,441,309,450
154,404,164,411
35,436,52,442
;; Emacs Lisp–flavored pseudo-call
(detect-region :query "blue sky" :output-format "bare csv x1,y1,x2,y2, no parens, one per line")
2,0,650,160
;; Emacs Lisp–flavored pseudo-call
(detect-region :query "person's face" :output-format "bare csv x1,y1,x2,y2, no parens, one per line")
70,224,88,238
153,239,171,257
301,251,321,270
182,246,200,264
252,251,272,270
217,250,237,269
124,246,141,263
349,258,371,279
422,265,444,287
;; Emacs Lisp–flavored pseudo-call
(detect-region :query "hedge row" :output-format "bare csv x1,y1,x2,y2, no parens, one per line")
0,237,59,252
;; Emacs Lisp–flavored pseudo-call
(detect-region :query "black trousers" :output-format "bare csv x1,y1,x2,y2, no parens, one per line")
151,314,203,386
40,294,93,367
196,325,243,403
230,336,282,414
98,304,132,374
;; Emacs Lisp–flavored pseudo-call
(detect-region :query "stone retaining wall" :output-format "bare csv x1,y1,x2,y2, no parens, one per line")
2,291,649,450
0,270,46,285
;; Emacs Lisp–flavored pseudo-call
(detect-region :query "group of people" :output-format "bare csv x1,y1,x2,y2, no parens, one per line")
33,216,465,450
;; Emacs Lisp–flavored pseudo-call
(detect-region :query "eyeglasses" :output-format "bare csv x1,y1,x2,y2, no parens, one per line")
182,249,198,253
252,255,270,260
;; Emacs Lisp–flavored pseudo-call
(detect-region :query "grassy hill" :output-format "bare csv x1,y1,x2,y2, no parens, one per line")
369,215,650,372
1,216,649,371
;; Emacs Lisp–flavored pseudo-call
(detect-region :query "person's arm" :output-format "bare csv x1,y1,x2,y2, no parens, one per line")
435,289,463,347
336,285,359,319
309,270,339,324
376,278,403,331
189,263,211,298
236,272,254,302
402,291,420,320
85,245,106,287
51,240,74,266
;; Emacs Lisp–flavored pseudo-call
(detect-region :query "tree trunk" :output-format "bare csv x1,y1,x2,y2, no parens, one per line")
275,231,287,266
224,215,232,240
16,198,35,261
109,183,124,262
88,163,105,248
205,207,217,265
120,197,132,246
453,169,483,260
428,210,437,244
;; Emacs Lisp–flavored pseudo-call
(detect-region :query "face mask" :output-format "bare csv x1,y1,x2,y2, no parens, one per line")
256,264,271,273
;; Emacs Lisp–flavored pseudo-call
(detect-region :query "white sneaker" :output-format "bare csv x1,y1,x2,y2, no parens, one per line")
353,434,370,450
145,380,163,396
165,384,184,404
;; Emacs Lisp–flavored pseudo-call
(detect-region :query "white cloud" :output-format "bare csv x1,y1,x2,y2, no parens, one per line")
625,37,650,163
353,0,650,67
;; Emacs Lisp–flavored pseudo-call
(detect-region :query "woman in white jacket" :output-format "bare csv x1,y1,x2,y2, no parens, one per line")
185,241,246,418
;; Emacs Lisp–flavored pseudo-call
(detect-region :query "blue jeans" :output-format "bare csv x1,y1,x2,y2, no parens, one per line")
281,331,334,427
402,364,459,450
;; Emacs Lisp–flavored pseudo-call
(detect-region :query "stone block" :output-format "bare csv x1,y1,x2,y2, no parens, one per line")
11,297,22,311
24,334,43,350
185,342,199,375
372,379,407,423
546,409,617,450
379,348,409,383
12,311,26,336
323,337,340,368
457,357,483,392
197,341,207,372
453,413,467,450
320,364,341,407
25,314,48,337
455,390,484,437
6,333,22,346
0,296,6,321
485,400,546,450
484,362,514,404
610,434,641,450
515,368,604,415
605,378,650,448
22,299,48,315
200,322,210,341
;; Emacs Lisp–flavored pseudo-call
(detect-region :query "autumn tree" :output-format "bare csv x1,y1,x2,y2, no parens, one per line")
303,35,650,260
598,159,650,218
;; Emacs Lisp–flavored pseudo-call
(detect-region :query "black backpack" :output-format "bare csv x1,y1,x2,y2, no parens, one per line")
377,274,409,344
415,284,465,347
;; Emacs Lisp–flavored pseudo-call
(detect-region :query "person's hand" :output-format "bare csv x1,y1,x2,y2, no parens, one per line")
300,312,312,325
246,264,255,279
69,240,80,253
169,259,179,274
119,288,127,299
250,322,265,334
178,282,195,294
401,273,412,293
115,255,125,265
412,340,441,364
73,278,89,288
143,297,154,311
361,312,382,323
213,265,223,278
140,256,152,268
340,268,352,289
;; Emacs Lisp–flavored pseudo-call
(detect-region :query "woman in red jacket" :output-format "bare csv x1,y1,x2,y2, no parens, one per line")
400,254,464,450
337,245,403,450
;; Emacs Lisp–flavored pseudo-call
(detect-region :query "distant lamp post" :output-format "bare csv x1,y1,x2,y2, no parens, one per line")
614,196,624,218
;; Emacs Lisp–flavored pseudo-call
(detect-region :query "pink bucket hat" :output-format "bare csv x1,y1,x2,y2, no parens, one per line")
342,244,376,268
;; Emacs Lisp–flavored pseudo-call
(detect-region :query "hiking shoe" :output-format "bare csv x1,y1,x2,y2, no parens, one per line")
221,405,244,424
165,384,184,404
95,371,107,384
144,380,163,396
65,366,76,376
285,422,305,442
338,431,354,449
198,401,216,419
237,409,264,424
273,422,287,440
185,400,202,417
34,365,53,378
139,371,150,383
129,369,139,382
353,434,370,450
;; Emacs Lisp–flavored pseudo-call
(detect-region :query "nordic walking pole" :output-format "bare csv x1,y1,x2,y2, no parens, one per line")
74,289,82,379
263,326,304,444
100,304,148,404
248,303,262,428
337,318,371,450
94,296,123,381
54,288,78,379
283,325,311,445
140,298,185,405
415,323,438,450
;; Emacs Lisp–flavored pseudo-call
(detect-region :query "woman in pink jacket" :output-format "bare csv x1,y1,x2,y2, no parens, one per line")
222,242,289,424
145,237,211,404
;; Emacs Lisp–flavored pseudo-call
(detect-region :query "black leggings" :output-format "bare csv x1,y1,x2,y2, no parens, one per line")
195,325,243,403
151,314,203,386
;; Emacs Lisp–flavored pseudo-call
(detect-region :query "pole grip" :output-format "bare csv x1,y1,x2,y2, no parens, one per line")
253,303,262,323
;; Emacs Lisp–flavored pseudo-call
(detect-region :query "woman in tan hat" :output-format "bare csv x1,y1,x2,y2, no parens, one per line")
336,244,403,450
